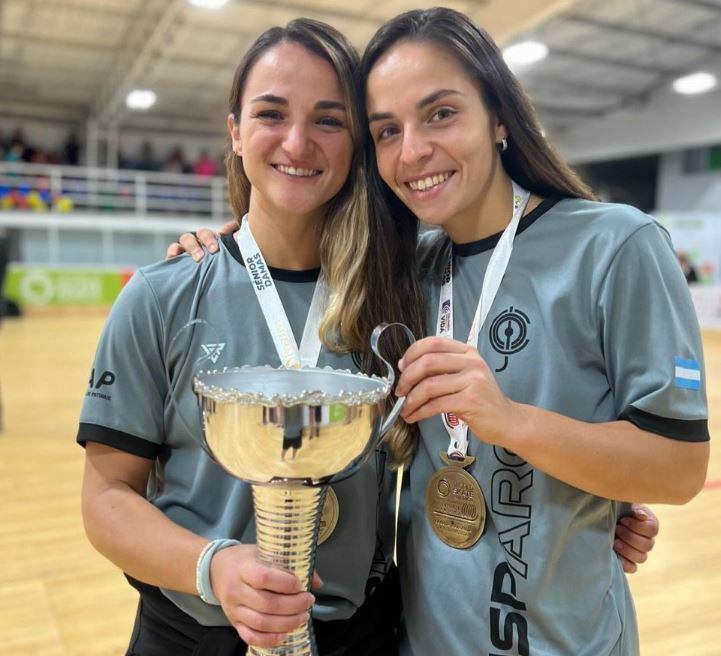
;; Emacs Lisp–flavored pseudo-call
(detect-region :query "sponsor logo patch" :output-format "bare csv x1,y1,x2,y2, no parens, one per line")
87,368,116,401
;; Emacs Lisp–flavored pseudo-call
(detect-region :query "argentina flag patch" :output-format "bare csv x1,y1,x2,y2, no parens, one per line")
674,356,701,390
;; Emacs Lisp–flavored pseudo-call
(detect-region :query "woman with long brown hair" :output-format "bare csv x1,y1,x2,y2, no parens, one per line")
78,18,424,656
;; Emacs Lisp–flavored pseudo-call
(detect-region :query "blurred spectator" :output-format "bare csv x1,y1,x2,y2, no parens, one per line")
0,126,226,178
63,132,80,166
193,149,217,177
4,142,25,163
137,141,160,171
677,251,699,284
163,146,189,174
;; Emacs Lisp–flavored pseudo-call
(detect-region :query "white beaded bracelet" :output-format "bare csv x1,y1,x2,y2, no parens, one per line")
195,538,242,605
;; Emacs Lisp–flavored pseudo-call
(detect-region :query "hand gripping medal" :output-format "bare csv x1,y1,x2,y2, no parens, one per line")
427,181,531,549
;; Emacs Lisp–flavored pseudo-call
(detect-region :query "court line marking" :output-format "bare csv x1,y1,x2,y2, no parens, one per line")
703,478,721,491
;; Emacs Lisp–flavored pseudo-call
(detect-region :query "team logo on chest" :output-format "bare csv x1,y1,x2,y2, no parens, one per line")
489,306,530,372
201,343,226,364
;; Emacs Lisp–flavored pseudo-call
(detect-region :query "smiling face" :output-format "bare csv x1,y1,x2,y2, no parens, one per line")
366,40,509,235
228,42,354,225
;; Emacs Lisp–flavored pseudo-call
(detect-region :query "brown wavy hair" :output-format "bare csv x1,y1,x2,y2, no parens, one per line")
225,18,426,464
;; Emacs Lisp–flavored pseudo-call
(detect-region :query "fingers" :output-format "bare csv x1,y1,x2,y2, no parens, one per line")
627,503,660,537
398,337,468,373
238,559,304,593
214,550,315,649
178,232,207,261
397,350,483,397
614,523,654,566
166,243,184,259
613,504,658,570
226,585,311,647
235,625,292,649
400,372,466,420
617,553,638,574
613,535,649,567
233,602,310,634
226,579,312,647
197,228,220,251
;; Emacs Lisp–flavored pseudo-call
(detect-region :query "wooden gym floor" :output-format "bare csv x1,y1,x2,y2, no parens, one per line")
0,312,719,655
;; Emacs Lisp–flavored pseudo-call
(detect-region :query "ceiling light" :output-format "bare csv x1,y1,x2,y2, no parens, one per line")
672,72,717,95
125,89,157,111
187,0,230,8
503,40,549,67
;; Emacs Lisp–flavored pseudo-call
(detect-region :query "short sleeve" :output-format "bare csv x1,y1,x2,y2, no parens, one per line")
598,220,709,442
77,270,167,457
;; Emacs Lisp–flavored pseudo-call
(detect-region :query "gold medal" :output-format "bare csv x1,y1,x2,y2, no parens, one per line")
425,453,486,549
317,486,339,545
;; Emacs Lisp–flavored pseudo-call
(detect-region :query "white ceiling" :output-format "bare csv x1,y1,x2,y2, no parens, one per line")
514,0,721,133
1,0,719,147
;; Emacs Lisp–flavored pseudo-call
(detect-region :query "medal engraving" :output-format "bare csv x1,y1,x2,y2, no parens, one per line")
425,453,486,549
317,486,339,545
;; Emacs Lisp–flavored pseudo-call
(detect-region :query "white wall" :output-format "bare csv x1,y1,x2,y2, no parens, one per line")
553,88,721,166
656,151,721,212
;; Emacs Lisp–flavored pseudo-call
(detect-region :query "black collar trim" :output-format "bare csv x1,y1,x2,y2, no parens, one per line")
222,233,321,283
452,196,561,257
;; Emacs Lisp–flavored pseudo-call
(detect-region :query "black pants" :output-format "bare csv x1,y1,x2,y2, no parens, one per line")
126,566,401,656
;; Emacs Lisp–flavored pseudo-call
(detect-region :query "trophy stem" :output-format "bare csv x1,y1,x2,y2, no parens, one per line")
248,484,326,656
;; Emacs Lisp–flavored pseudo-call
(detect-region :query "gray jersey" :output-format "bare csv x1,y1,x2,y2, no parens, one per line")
399,198,709,656
78,234,395,626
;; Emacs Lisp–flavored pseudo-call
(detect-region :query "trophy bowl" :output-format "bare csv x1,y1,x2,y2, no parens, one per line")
193,324,410,656
194,367,391,485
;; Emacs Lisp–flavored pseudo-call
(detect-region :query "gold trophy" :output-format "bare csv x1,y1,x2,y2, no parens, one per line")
194,324,410,656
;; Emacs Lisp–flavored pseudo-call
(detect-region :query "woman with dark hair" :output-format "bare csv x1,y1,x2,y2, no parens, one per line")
363,8,708,655
78,18,424,656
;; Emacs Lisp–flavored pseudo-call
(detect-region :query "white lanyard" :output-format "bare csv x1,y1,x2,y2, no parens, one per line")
236,215,327,368
436,181,531,458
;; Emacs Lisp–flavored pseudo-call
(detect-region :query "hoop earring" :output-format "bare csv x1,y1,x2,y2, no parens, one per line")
498,137,508,153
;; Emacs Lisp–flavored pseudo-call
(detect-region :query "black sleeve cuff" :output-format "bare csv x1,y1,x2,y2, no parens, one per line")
77,422,161,459
620,406,710,443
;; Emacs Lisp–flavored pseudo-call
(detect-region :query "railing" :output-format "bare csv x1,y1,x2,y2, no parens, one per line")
0,161,229,222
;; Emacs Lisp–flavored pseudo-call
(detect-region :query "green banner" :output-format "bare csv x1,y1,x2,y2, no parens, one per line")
3,265,133,307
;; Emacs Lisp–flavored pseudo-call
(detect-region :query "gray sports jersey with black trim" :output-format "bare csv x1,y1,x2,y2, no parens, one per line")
398,198,709,656
78,234,395,626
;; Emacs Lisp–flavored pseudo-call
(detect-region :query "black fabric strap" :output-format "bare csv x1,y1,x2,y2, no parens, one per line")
77,422,160,459
620,406,710,443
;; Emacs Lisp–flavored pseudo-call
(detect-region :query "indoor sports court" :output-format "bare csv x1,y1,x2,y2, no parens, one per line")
1,0,720,654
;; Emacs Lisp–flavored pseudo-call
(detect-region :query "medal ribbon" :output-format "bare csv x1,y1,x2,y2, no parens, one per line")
436,181,531,458
236,215,327,368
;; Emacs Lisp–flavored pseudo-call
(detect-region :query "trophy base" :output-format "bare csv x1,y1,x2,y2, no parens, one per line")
249,484,326,656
